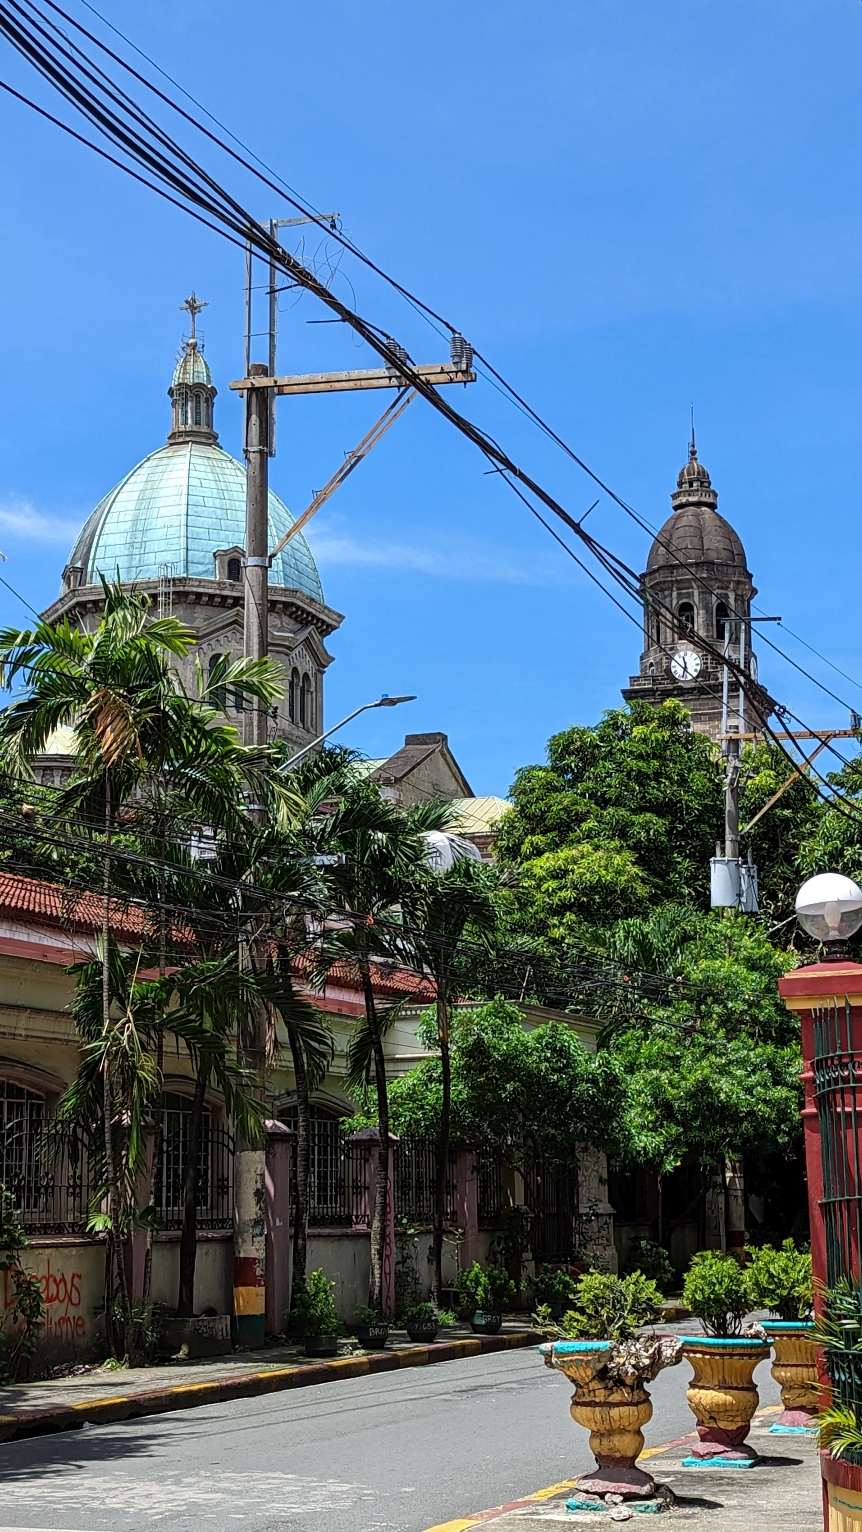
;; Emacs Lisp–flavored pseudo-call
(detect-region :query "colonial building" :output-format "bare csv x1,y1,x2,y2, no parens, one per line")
622,437,773,741
39,296,343,762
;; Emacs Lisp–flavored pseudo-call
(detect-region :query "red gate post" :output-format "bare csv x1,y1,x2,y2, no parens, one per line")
778,957,862,1532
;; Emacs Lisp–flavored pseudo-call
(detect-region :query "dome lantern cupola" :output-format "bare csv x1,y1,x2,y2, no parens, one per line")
168,292,217,445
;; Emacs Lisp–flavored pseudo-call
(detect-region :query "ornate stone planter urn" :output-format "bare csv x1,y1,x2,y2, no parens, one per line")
680,1337,770,1466
541,1336,682,1503
761,1321,818,1432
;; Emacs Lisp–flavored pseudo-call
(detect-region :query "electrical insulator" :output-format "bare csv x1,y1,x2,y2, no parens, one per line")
384,336,411,370
450,332,473,371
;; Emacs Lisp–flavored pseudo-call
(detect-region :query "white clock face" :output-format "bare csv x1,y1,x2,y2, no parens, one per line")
749,654,758,682
671,648,702,681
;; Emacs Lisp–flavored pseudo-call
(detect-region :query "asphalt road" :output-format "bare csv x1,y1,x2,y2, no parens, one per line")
0,1345,782,1532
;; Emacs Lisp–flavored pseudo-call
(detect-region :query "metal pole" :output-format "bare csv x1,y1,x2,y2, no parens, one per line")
721,630,729,741
243,362,271,757
738,614,746,733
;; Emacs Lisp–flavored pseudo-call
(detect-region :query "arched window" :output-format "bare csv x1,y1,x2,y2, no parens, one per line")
715,601,731,641
208,652,226,709
0,1079,44,1212
180,390,188,426
677,602,695,636
194,392,202,427
153,1092,226,1228
289,667,300,723
300,672,313,729
226,557,241,582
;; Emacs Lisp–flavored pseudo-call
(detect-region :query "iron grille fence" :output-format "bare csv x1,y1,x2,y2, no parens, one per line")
0,1081,93,1235
394,1136,457,1224
292,1118,363,1227
524,1157,580,1262
153,1119,234,1232
813,997,862,1285
476,1150,504,1226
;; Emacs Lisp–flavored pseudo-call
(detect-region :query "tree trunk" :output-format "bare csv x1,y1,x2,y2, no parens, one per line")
359,957,389,1315
140,890,167,1336
287,1025,310,1291
431,988,451,1306
177,1066,208,1317
100,774,134,1357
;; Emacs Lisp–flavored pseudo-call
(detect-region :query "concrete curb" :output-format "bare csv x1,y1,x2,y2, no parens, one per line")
0,1329,542,1445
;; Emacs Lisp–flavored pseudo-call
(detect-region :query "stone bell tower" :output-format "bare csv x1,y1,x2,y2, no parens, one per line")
622,436,773,742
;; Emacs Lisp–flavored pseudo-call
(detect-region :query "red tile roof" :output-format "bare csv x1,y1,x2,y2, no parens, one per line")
0,870,153,941
292,950,435,1003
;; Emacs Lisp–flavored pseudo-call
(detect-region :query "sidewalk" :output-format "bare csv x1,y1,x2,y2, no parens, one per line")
442,1412,821,1529
0,1320,541,1444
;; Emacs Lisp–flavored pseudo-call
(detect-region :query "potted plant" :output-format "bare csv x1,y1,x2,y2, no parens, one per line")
457,1262,516,1335
680,1250,768,1466
352,1305,390,1350
812,1276,862,1464
530,1265,579,1320
746,1240,815,1433
288,1270,343,1359
402,1302,442,1343
540,1270,680,1508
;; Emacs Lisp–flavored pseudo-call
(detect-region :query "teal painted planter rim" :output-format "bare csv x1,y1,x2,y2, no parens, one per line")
761,1320,814,1332
539,1340,612,1354
679,1336,768,1349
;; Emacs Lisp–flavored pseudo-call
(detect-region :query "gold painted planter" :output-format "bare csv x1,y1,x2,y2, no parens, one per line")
540,1340,657,1497
680,1336,769,1466
761,1321,817,1431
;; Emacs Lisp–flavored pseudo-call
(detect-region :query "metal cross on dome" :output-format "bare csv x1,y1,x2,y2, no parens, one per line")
180,291,207,341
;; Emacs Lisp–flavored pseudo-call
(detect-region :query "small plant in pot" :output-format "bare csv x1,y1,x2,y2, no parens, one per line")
623,1237,675,1296
352,1305,390,1350
530,1265,578,1320
401,1302,442,1343
746,1240,815,1433
457,1262,515,1335
679,1251,768,1466
539,1270,680,1508
288,1270,344,1359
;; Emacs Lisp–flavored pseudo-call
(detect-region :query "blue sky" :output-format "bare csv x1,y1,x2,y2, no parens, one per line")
0,0,861,794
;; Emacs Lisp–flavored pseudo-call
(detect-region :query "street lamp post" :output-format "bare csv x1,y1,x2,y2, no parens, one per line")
281,694,416,772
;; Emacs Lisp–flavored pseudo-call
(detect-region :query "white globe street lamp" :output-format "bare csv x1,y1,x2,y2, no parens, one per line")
422,830,482,874
795,872,862,953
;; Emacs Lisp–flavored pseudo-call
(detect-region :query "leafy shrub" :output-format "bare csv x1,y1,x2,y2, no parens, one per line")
530,1265,579,1307
352,1304,386,1328
402,1302,438,1326
558,1270,663,1345
457,1261,516,1313
0,1190,44,1383
624,1238,675,1295
683,1251,750,1337
745,1240,812,1321
288,1270,343,1338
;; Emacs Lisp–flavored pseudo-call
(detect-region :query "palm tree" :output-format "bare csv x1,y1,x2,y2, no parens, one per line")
309,770,453,1313
0,580,291,1354
399,855,501,1303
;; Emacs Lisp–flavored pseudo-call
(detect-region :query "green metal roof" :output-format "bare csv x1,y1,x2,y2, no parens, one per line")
66,441,323,601
171,344,213,388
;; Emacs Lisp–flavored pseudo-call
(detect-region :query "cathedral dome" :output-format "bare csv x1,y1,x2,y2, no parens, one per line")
65,441,324,601
62,292,324,604
646,439,748,575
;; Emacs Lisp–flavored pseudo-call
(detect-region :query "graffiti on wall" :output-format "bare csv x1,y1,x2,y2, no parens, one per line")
2,1258,86,1340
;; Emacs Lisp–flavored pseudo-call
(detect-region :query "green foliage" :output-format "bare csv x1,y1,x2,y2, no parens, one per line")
739,743,820,923
393,1218,423,1317
288,1270,343,1338
814,1277,862,1353
496,700,723,929
456,1261,516,1313
745,1240,812,1321
0,1191,44,1383
401,1301,437,1326
682,1251,750,1337
557,1270,663,1344
623,1238,675,1295
352,1305,386,1328
529,1265,579,1307
818,1402,862,1463
383,998,626,1160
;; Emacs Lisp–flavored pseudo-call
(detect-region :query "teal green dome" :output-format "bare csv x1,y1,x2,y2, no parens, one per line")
66,440,324,601
171,341,212,389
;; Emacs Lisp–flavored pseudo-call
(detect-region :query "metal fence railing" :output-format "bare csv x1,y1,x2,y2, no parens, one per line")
523,1158,580,1262
393,1136,457,1225
153,1120,234,1232
476,1150,504,1226
292,1119,364,1227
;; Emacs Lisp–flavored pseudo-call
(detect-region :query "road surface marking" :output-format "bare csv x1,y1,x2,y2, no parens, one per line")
421,1405,784,1529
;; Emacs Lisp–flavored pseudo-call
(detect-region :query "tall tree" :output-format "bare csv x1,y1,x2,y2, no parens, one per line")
0,581,288,1354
